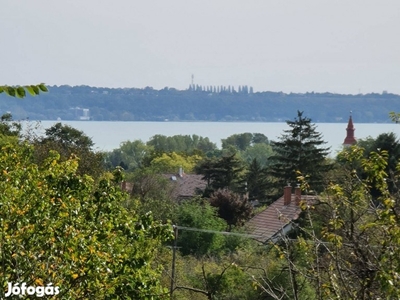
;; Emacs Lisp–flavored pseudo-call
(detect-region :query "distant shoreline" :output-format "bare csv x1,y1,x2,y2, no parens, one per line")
20,120,395,124
24,121,399,155
3,85,400,123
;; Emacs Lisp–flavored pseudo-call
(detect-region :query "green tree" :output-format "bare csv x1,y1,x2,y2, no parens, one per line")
147,134,216,154
174,199,227,256
368,133,400,175
42,122,94,149
195,154,246,196
269,110,331,194
149,152,202,173
32,123,104,178
0,113,22,146
240,142,274,168
221,132,269,152
246,158,270,203
252,132,269,144
222,133,253,151
104,148,126,169
129,168,177,222
0,113,21,137
0,143,172,299
349,132,400,198
105,140,151,171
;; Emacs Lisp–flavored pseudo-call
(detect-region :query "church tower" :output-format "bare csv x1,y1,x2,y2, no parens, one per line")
343,113,356,147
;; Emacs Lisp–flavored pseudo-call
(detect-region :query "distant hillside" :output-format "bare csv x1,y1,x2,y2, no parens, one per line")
0,85,399,123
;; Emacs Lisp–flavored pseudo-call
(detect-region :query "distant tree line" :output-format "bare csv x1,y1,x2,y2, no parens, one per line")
0,85,399,122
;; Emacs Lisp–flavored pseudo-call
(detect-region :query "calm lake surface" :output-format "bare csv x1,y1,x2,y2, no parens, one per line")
26,121,400,156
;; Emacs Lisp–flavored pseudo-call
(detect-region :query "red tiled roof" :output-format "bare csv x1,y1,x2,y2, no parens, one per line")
247,194,317,242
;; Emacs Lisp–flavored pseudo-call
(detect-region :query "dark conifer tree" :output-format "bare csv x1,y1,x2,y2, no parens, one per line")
195,154,246,196
246,158,269,203
269,111,331,194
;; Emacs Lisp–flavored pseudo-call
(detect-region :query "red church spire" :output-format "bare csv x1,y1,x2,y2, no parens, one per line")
343,112,356,146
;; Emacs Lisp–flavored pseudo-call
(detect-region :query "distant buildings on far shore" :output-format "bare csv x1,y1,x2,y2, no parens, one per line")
70,107,91,121
188,84,253,94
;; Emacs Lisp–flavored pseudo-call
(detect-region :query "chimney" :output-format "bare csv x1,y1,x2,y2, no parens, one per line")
295,184,301,205
284,183,292,206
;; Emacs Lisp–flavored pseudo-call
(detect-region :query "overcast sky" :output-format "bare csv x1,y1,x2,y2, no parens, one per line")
1,0,399,94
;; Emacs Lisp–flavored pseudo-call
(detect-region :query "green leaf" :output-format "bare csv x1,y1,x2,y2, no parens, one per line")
30,85,40,95
25,86,36,96
38,83,48,92
16,87,26,98
6,87,16,97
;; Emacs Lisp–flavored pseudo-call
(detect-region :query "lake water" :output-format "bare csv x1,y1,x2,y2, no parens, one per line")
25,121,400,156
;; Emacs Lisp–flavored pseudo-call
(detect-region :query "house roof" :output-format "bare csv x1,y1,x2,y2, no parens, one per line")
247,193,317,242
163,173,207,199
120,172,206,200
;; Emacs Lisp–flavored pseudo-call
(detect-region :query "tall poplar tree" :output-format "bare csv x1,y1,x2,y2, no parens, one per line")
269,111,331,194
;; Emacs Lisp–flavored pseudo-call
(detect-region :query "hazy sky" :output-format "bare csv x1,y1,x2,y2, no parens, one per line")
2,0,399,94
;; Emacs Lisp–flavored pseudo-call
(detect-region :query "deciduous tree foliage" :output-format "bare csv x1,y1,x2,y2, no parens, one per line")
209,189,253,231
360,132,400,192
147,134,216,154
129,168,177,222
221,132,269,152
239,143,274,168
0,143,172,299
42,122,94,149
32,123,104,179
0,113,22,146
107,140,150,171
174,199,227,256
150,152,202,173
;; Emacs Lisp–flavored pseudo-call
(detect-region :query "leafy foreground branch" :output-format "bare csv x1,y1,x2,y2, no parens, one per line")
0,143,173,299
0,84,48,98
